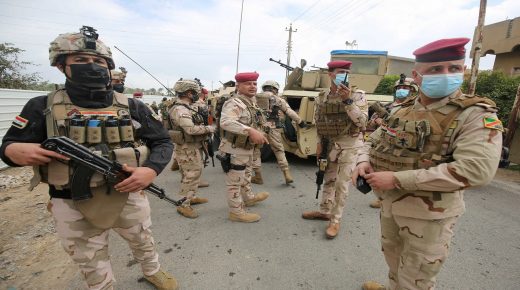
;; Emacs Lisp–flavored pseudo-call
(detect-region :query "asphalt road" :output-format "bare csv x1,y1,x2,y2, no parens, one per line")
68,155,520,290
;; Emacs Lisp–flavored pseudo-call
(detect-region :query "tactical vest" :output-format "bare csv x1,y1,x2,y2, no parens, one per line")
221,95,267,149
31,89,148,190
169,103,209,145
315,98,359,137
369,94,496,172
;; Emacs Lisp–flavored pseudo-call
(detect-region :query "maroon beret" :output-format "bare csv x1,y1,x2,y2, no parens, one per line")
201,88,208,94
235,72,259,82
133,91,143,97
327,60,352,70
413,37,470,62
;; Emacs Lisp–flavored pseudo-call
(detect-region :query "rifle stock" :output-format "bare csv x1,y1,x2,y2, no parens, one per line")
315,138,329,199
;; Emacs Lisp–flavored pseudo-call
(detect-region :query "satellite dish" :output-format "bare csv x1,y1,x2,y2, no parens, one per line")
300,59,307,69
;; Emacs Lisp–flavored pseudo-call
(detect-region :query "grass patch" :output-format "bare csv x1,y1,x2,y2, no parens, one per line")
506,164,520,172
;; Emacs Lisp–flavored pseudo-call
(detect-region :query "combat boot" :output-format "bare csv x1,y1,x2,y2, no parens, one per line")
170,159,179,171
244,192,269,207
369,199,382,208
190,197,208,205
228,212,261,223
301,211,331,221
144,269,178,290
177,205,198,218
362,281,386,290
251,169,264,184
198,180,209,188
282,169,294,184
325,222,340,239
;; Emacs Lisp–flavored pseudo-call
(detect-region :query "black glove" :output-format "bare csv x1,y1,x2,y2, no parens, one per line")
298,121,308,128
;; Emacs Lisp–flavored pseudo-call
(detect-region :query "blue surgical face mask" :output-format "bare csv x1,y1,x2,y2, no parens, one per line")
395,88,410,99
334,73,348,86
418,72,463,98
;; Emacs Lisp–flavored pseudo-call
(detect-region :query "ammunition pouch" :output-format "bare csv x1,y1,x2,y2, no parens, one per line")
221,130,254,150
169,129,207,145
316,102,358,137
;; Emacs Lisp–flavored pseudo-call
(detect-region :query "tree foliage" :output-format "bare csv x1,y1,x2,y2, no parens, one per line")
0,42,42,89
375,72,520,127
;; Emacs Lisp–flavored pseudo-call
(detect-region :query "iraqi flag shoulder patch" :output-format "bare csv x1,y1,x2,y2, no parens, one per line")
12,115,29,129
483,116,504,131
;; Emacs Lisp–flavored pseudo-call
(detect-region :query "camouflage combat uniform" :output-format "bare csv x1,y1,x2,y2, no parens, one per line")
358,90,503,289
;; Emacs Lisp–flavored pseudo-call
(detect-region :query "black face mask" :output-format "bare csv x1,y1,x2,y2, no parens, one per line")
113,83,125,93
67,63,110,89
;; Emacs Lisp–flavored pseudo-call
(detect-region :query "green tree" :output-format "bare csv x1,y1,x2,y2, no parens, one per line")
0,42,41,89
374,75,400,95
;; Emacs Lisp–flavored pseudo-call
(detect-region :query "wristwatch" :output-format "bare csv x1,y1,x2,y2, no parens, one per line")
342,98,353,105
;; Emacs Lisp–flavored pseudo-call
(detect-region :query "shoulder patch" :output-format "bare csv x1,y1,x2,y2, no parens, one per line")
12,115,29,129
483,116,504,131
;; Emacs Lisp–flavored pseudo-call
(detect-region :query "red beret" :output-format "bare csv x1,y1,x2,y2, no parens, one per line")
413,37,470,62
201,88,208,94
327,60,352,70
133,92,143,97
235,72,259,82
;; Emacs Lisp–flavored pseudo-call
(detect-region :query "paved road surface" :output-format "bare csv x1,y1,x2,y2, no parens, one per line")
68,155,520,290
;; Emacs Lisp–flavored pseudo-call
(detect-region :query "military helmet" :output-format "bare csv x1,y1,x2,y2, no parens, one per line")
394,76,418,92
173,79,201,94
111,69,126,82
262,80,280,91
49,26,115,69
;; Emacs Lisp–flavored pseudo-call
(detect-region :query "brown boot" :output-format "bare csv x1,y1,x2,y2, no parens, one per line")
170,159,179,171
282,169,293,184
244,192,269,207
251,169,264,184
228,212,261,223
325,222,340,239
144,269,179,290
190,197,208,205
176,206,198,218
198,180,209,188
369,199,382,208
362,281,386,290
301,211,331,221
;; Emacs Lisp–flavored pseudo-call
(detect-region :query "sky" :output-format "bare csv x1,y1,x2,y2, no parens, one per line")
0,0,519,91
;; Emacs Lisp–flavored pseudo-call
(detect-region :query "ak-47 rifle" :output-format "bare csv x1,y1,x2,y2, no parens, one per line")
269,58,294,71
41,136,185,206
315,138,330,199
198,106,215,167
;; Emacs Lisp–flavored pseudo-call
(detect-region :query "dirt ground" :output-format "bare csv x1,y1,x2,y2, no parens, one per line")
0,166,519,290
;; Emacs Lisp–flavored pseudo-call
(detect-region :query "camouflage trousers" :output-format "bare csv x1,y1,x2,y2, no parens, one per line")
252,146,261,171
49,192,160,290
319,146,357,223
226,154,255,214
380,197,459,290
252,128,289,171
175,145,203,206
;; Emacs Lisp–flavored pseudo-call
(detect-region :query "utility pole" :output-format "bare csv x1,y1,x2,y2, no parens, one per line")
285,23,297,82
468,0,487,95
235,0,245,74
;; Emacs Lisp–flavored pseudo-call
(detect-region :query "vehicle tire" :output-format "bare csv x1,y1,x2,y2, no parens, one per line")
260,144,274,161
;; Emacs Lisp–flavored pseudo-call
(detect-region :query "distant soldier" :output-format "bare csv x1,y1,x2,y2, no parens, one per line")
0,26,177,290
301,60,368,239
169,79,214,218
159,97,171,128
219,72,270,222
151,101,159,114
366,76,418,208
110,67,127,93
252,80,307,184
358,38,503,290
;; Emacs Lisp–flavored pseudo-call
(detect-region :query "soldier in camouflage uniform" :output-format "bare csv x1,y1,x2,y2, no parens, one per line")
219,72,270,223
169,79,214,218
0,27,178,290
366,76,418,209
110,67,127,93
358,38,503,290
302,60,368,239
251,80,307,185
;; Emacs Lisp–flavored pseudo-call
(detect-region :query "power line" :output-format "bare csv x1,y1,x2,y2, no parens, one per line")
292,0,322,22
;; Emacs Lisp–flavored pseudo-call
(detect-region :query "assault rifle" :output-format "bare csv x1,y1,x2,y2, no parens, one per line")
41,136,186,206
315,138,330,199
369,102,389,119
269,58,294,71
198,106,215,167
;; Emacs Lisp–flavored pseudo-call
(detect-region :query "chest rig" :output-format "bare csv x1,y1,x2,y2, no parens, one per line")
315,93,358,137
221,95,267,149
369,94,496,172
169,102,208,145
32,89,148,191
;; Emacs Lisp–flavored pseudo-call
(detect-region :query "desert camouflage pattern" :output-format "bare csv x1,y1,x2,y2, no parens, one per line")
394,77,419,92
357,89,503,289
48,192,160,290
265,93,302,129
261,80,280,90
110,69,126,82
226,154,256,214
314,85,368,223
173,79,201,94
252,146,262,171
49,30,114,69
